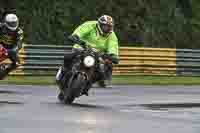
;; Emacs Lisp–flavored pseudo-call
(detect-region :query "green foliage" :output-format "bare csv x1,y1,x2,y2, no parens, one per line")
0,0,197,48
142,0,193,48
15,0,146,44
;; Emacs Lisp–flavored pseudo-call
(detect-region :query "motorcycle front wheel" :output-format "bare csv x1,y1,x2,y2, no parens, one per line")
64,73,86,104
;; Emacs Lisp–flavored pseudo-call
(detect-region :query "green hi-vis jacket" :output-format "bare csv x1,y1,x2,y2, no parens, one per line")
72,21,119,60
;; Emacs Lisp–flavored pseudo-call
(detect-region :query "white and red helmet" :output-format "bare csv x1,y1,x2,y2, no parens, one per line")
97,15,114,35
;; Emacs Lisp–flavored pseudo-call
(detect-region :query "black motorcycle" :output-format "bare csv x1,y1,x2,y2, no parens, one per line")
58,35,112,104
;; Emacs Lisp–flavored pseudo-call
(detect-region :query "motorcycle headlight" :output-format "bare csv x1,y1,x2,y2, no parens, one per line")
83,56,95,67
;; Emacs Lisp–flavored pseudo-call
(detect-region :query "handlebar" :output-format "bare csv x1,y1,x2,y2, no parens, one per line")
67,34,86,48
64,33,118,64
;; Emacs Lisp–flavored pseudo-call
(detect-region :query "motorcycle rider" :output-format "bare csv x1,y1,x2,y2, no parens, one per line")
0,13,23,79
56,15,119,97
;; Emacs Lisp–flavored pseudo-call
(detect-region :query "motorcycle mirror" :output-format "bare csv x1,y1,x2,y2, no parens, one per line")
64,32,69,37
63,32,72,45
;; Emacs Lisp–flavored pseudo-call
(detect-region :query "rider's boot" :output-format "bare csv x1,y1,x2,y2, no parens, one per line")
97,71,113,88
56,66,65,101
97,80,106,88
57,91,64,101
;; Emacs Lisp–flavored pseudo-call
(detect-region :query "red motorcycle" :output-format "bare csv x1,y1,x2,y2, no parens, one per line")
0,45,8,62
0,45,9,79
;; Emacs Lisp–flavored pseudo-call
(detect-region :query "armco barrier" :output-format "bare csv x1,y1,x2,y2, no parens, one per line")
176,49,200,76
8,44,200,76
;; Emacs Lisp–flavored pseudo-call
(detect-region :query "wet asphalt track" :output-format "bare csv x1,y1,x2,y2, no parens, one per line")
0,85,200,133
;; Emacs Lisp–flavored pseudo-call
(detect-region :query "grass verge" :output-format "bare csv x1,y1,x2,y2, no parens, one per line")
1,75,200,85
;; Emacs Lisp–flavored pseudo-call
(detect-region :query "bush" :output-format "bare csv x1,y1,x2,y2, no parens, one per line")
1,0,199,48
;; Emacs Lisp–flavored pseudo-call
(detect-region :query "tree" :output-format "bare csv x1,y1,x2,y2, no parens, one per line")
14,0,200,49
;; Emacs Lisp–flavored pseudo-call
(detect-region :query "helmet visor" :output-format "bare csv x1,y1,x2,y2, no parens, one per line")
100,24,113,34
7,21,18,28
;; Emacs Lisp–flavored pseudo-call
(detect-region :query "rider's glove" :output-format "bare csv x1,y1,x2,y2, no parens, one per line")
68,35,81,43
104,59,112,64
75,47,84,52
68,35,85,46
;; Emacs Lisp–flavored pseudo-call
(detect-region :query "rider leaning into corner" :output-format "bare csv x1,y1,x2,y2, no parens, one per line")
0,12,23,79
56,15,119,93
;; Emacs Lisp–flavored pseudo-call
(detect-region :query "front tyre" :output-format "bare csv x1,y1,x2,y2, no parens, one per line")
64,95,75,104
64,73,86,104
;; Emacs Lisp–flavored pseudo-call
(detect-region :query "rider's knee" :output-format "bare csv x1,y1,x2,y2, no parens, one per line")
56,66,64,81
